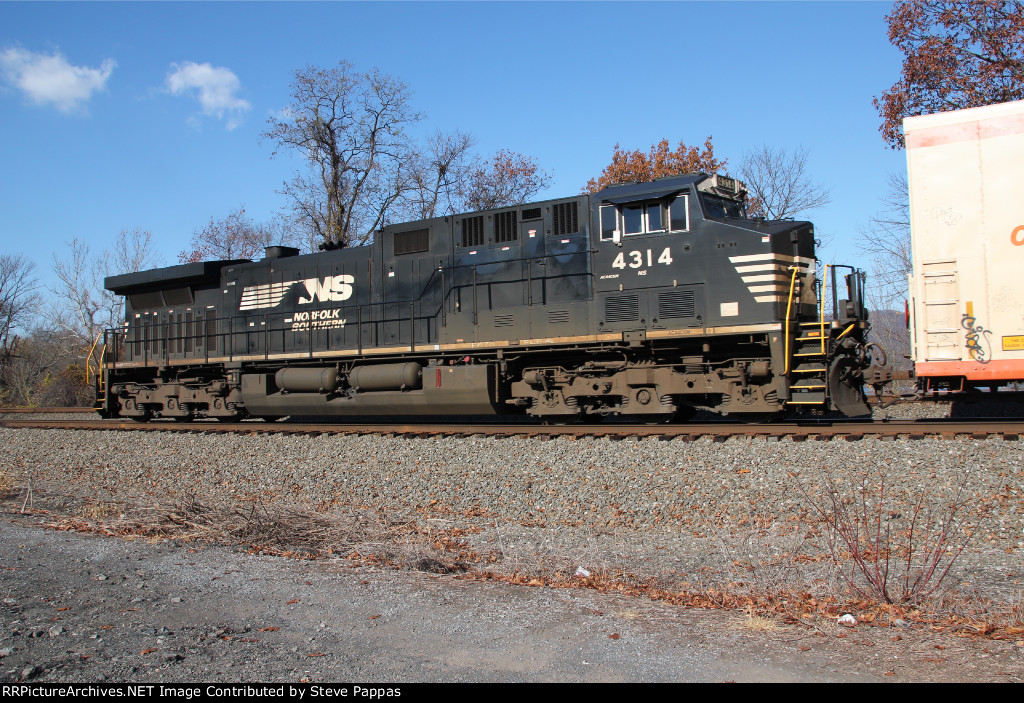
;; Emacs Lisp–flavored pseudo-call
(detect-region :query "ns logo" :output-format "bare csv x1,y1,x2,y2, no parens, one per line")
298,275,354,304
238,274,355,312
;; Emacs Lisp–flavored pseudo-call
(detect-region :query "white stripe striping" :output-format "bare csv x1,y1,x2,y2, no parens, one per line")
741,274,790,282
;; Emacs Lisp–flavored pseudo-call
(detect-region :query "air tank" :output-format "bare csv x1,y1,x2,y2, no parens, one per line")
274,367,340,394
349,362,423,391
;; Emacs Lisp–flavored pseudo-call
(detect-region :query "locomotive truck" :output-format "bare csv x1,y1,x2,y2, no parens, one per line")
96,172,891,422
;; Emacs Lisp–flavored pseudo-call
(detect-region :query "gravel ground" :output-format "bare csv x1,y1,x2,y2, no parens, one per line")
2,402,1023,595
2,400,1024,681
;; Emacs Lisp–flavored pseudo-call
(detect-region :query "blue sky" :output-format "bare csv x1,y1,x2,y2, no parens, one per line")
1,1,908,288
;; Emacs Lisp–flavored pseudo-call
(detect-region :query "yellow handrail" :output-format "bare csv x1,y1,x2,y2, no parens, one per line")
85,331,103,385
783,266,799,374
837,323,856,341
819,264,830,354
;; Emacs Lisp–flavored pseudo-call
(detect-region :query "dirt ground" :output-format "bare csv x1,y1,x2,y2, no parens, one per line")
2,494,1022,684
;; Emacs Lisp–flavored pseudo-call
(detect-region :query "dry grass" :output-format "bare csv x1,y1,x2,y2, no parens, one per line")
740,614,779,632
78,500,121,520
0,469,14,498
7,486,1024,641
42,492,478,574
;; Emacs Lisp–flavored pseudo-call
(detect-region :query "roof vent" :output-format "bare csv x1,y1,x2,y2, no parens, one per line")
264,246,300,260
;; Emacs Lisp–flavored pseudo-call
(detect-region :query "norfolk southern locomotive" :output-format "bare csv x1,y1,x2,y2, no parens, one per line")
96,173,891,422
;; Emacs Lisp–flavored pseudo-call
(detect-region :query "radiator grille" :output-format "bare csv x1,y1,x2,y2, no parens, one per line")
494,211,518,243
521,207,542,221
461,216,484,247
494,314,515,327
658,290,696,318
552,202,578,235
605,295,639,322
394,228,429,255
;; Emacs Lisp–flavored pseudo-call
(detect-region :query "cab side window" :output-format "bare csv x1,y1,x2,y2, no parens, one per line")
600,194,689,240
600,205,618,240
669,194,689,231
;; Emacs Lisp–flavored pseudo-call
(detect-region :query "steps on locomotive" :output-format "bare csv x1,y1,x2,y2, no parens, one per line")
93,373,106,412
788,374,827,405
787,322,830,406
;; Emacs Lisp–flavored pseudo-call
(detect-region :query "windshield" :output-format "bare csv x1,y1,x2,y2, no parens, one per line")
701,194,745,219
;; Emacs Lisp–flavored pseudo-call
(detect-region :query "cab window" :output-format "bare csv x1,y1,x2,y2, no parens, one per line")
600,193,689,240
701,193,744,218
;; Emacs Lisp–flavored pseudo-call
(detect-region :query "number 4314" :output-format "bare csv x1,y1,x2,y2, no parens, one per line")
612,248,673,271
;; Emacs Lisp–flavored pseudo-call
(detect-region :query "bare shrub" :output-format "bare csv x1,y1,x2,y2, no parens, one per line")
710,517,817,598
801,470,975,604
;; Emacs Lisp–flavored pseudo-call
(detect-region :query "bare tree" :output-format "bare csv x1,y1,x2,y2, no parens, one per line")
738,145,831,220
264,61,423,249
50,228,162,374
859,172,912,308
0,253,39,404
0,253,37,358
110,227,161,278
859,172,913,391
459,150,552,212
179,207,298,263
1,329,92,407
404,130,476,219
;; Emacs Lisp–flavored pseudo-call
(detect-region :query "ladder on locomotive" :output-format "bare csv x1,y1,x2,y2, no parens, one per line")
785,264,832,408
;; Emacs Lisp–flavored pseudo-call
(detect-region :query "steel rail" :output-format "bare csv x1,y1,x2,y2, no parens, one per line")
0,407,96,414
1,416,1021,441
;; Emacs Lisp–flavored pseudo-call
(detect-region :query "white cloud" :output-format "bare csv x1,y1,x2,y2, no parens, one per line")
166,61,251,130
0,47,115,113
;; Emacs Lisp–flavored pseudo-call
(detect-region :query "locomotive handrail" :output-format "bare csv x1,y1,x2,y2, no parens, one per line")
105,246,602,368
85,331,103,384
819,264,830,354
783,266,800,374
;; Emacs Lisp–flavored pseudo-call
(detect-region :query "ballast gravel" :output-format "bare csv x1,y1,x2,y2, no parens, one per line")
3,413,1023,597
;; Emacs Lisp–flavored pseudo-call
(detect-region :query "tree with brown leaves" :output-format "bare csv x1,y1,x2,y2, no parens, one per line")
875,0,1024,149
178,208,295,264
584,137,727,192
460,150,552,212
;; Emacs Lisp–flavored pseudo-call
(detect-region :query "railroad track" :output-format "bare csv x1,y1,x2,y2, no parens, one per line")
0,406,95,413
1,414,1022,441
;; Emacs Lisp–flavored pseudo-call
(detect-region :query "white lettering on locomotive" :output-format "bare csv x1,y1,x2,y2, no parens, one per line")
298,275,354,304
239,275,355,311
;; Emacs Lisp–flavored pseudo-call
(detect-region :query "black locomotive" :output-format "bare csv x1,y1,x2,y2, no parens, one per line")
97,173,890,422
